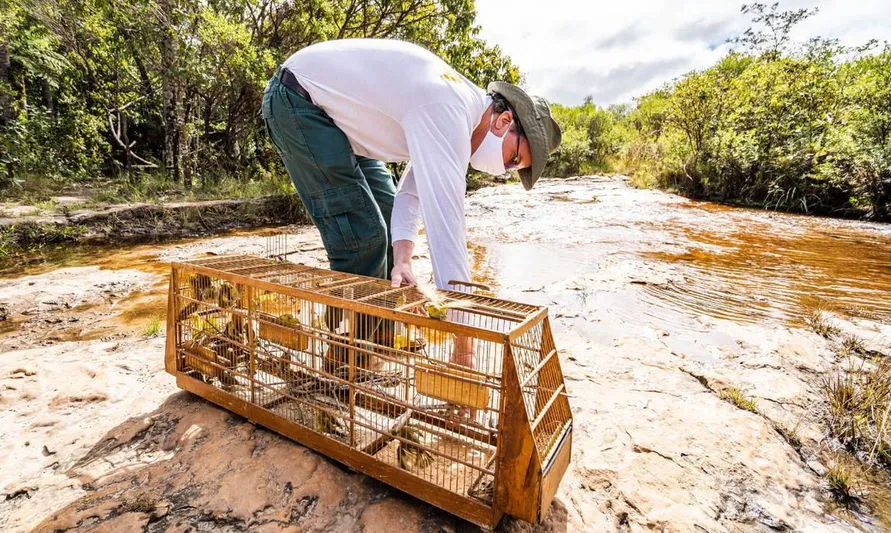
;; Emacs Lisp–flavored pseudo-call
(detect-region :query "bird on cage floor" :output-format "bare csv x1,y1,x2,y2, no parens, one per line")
314,410,348,438
396,426,433,470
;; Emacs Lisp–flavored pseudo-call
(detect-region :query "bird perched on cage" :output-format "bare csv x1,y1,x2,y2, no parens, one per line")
178,274,213,320
204,281,240,308
415,283,476,320
191,313,224,343
315,410,348,438
182,275,242,318
224,313,249,345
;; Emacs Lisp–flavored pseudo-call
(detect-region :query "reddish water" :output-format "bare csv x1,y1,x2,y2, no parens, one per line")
644,209,891,324
465,177,891,328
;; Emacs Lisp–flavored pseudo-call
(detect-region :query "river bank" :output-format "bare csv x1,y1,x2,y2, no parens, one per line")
1,176,889,532
0,195,308,259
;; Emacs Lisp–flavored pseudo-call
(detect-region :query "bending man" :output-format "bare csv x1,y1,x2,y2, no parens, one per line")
261,38,562,367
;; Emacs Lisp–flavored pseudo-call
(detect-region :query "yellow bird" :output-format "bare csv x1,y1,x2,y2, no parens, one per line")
415,283,475,320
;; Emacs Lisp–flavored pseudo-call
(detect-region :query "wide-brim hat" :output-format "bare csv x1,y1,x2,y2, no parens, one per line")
487,81,562,190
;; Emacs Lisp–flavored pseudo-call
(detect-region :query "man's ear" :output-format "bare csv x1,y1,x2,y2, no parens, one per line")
492,110,513,135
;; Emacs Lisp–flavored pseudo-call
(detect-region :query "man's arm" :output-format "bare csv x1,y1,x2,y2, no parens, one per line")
397,104,475,369
391,163,420,287
391,239,416,287
398,104,471,290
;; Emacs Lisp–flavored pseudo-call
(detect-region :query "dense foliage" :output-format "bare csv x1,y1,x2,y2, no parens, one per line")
0,0,519,199
3,1,889,221
547,4,891,220
547,97,621,177
617,44,891,220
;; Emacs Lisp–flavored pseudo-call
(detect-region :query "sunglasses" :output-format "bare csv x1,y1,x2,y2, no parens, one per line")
502,103,525,171
506,127,522,171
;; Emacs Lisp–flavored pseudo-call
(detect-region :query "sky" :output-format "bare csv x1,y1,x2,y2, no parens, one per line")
475,0,891,106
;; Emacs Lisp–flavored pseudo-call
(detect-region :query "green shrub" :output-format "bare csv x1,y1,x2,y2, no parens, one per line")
603,5,891,220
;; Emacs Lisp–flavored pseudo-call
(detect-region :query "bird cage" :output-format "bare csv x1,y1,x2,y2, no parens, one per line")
164,255,572,529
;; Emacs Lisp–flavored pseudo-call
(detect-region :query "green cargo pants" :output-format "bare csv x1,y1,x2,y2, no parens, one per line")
261,72,396,363
261,72,395,280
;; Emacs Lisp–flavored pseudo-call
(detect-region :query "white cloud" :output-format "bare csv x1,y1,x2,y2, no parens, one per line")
475,0,891,106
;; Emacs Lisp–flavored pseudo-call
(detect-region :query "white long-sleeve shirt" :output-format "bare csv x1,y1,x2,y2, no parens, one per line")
282,39,489,289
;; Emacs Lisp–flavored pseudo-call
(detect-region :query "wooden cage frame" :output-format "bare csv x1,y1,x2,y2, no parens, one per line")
165,255,572,529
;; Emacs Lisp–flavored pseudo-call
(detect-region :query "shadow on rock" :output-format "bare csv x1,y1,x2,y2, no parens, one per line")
36,391,567,533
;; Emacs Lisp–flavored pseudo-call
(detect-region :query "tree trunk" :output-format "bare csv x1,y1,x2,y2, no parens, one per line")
0,42,11,126
40,78,53,113
159,1,180,183
18,75,26,113
125,31,156,106
181,96,191,189
121,112,134,178
162,85,180,183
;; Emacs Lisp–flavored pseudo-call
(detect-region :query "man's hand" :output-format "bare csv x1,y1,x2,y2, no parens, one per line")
391,240,416,287
391,262,416,287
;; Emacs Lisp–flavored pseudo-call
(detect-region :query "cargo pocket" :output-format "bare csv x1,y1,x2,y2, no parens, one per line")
305,186,367,254
261,91,287,157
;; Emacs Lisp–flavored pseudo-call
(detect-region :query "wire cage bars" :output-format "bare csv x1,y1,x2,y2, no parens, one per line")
164,255,572,529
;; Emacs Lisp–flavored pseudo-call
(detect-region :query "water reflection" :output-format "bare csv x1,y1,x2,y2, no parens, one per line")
643,218,891,325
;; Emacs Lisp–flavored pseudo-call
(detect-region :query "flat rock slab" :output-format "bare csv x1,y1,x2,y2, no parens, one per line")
34,392,565,533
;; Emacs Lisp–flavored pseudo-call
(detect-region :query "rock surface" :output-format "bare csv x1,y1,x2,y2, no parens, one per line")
3,176,891,532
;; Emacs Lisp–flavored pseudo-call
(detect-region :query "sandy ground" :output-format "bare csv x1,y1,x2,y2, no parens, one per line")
1,176,890,532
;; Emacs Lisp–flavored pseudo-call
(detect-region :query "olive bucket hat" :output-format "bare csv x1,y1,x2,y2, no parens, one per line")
487,81,562,190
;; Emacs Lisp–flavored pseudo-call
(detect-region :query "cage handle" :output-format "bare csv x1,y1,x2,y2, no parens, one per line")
447,279,492,293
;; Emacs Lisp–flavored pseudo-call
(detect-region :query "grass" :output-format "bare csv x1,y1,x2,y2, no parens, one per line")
32,199,59,214
840,334,868,357
774,422,803,450
805,307,840,339
4,170,297,208
826,463,862,507
92,171,296,205
143,315,163,337
0,223,88,258
627,171,659,190
6,163,512,211
822,357,891,468
719,386,759,413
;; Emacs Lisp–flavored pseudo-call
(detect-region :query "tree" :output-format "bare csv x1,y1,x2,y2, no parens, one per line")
0,0,519,195
732,2,818,58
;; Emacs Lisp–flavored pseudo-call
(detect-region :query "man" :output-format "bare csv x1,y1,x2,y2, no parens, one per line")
261,38,561,368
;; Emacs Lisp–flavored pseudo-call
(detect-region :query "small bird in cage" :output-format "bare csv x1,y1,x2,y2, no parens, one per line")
194,279,240,308
396,426,433,470
315,410,347,438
